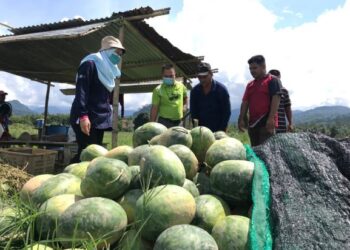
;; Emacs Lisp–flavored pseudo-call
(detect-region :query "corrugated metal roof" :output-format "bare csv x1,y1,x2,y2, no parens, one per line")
0,7,202,91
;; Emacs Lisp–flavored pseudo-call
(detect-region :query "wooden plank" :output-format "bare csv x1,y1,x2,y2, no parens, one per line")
111,23,125,148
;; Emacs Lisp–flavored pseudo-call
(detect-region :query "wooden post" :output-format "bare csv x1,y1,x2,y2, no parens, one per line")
42,81,51,140
111,23,125,148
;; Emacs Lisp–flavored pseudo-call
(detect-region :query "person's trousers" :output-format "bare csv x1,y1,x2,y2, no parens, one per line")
70,123,105,163
248,126,275,147
158,116,181,128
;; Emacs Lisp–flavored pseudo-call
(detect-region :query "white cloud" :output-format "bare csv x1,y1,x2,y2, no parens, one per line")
0,72,74,108
147,0,350,108
1,0,349,112
282,7,303,18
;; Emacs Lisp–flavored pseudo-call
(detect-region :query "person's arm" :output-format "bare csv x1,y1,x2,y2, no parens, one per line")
283,90,293,132
266,78,282,133
238,101,249,132
285,106,293,131
75,61,94,135
220,89,231,132
183,85,188,114
266,95,280,133
150,87,160,122
150,105,159,122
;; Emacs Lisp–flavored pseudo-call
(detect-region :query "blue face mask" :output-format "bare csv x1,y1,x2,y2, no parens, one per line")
109,52,121,65
163,77,174,85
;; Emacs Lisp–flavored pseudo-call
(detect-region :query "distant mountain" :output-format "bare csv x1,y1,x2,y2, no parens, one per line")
9,100,36,115
294,106,350,124
132,104,152,117
29,105,71,114
229,106,350,125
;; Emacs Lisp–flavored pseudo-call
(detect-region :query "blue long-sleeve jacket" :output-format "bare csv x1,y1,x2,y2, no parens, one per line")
190,80,231,132
70,61,112,130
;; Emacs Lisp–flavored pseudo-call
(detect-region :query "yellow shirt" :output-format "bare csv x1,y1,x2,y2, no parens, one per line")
152,81,187,120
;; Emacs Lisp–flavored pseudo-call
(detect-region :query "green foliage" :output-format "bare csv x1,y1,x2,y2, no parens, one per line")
11,114,70,126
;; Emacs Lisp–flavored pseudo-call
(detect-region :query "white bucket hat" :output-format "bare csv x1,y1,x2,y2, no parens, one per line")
100,36,126,54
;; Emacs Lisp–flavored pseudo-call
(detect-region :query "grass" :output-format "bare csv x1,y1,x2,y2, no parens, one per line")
103,132,133,149
9,123,38,139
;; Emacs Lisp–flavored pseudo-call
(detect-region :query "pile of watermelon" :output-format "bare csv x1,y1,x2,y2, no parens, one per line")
5,122,255,249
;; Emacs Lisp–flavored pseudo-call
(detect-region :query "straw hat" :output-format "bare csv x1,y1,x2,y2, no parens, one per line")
100,36,126,54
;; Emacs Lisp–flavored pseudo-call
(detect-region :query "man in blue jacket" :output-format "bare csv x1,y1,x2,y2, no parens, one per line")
190,63,231,132
70,36,125,162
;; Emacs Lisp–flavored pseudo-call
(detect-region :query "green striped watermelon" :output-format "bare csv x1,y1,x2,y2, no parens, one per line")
136,185,196,241
81,157,131,199
57,197,127,248
140,145,185,186
154,225,218,250
31,173,82,206
212,215,250,250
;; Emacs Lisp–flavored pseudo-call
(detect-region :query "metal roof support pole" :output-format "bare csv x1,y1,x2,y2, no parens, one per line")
112,22,124,148
42,81,51,140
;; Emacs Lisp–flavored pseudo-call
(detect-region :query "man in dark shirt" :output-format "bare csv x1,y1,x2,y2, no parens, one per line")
190,63,231,132
238,55,282,146
268,69,293,133
0,90,12,140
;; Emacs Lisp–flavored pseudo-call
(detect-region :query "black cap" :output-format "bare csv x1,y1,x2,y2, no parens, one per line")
197,62,212,76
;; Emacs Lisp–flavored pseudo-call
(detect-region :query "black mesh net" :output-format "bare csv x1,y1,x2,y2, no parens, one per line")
254,132,350,250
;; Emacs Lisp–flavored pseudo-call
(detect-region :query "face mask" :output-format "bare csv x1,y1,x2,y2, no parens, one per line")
163,77,174,85
109,52,121,65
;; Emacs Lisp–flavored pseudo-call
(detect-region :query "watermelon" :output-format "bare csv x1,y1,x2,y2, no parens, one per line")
140,145,185,186
117,189,143,223
191,126,216,163
128,145,151,166
212,215,250,250
136,185,196,241
81,157,131,199
80,144,107,161
154,225,218,250
63,161,90,179
214,131,229,140
57,197,127,247
36,194,82,237
182,179,200,197
193,169,212,195
210,160,254,204
20,174,54,204
129,165,141,189
192,194,230,232
149,134,161,145
0,206,17,233
133,122,167,147
118,229,153,250
31,173,82,206
152,126,193,147
24,244,54,250
205,138,246,168
105,145,133,164
169,144,199,179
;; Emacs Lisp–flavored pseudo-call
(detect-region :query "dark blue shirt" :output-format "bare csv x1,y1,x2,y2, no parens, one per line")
70,61,112,130
190,80,231,132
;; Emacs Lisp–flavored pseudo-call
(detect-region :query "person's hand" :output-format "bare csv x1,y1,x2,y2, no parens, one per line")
287,124,294,132
80,117,91,136
238,118,246,132
266,118,275,134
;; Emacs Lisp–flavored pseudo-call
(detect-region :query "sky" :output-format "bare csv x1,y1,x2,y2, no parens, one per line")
0,0,349,112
